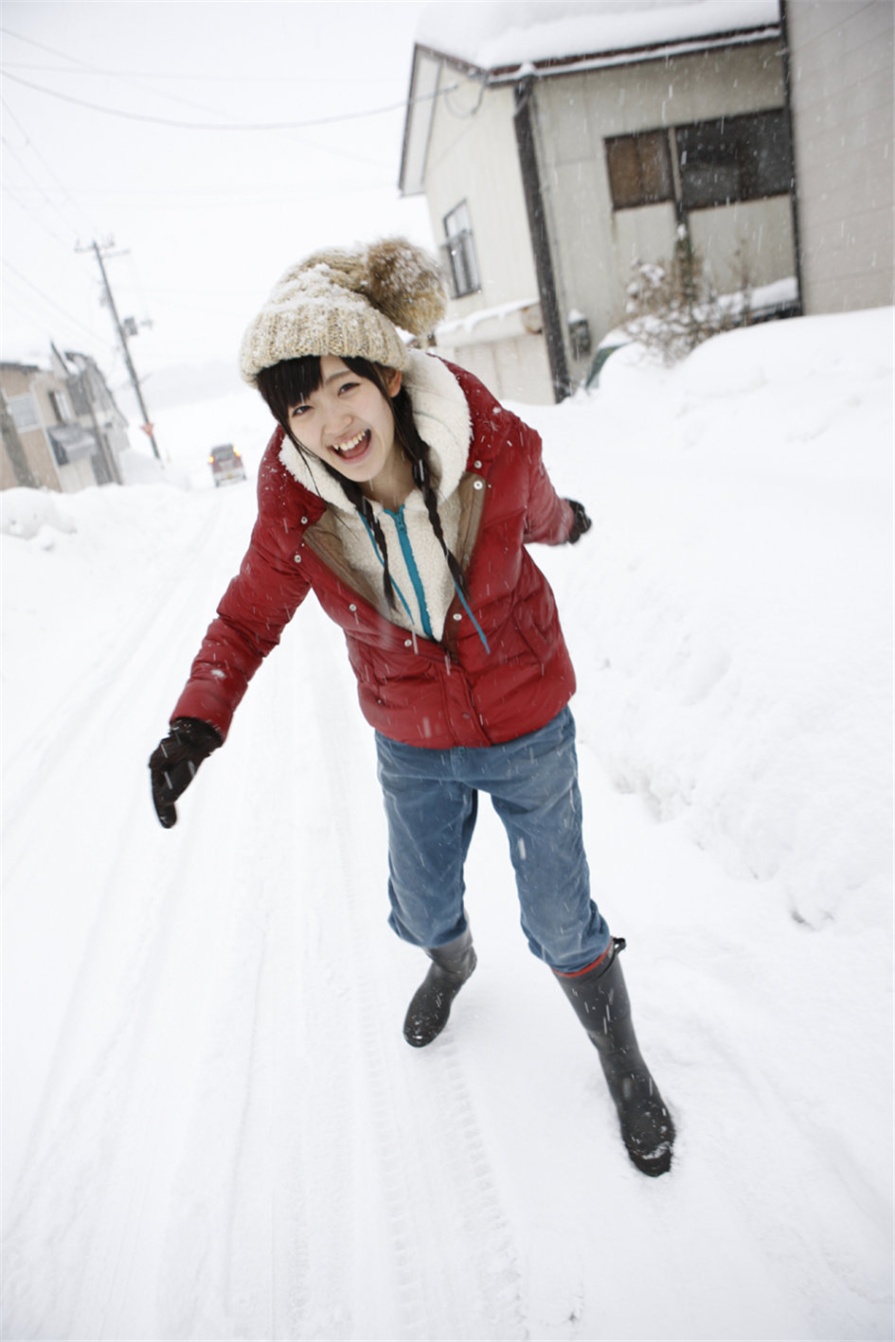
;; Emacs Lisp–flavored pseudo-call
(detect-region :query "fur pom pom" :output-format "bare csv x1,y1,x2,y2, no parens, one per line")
359,239,448,336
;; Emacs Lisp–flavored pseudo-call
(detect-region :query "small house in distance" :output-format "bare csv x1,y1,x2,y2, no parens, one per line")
1,349,128,492
400,0,797,402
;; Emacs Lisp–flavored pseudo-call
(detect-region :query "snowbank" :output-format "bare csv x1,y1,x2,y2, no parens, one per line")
532,308,893,930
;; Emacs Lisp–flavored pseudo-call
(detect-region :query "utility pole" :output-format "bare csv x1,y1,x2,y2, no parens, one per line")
78,239,160,460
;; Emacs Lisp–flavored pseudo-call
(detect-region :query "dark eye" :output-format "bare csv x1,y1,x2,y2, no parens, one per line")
290,404,310,418
338,381,360,395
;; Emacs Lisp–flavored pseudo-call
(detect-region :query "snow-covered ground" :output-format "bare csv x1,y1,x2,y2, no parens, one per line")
2,308,892,1340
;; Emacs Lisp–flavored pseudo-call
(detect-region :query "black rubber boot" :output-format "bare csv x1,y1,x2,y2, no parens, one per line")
555,938,675,1177
403,927,477,1048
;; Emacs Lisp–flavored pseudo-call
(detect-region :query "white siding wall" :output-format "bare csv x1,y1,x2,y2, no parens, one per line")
58,457,99,492
786,0,894,313
424,66,554,402
425,69,536,308
444,335,553,404
689,197,795,293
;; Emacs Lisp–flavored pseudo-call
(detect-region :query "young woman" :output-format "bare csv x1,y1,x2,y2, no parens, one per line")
149,239,675,1177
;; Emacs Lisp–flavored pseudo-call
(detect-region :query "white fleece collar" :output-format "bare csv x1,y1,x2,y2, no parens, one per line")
278,350,472,514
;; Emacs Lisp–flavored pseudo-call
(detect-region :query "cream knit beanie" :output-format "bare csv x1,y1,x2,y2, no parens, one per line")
239,237,448,383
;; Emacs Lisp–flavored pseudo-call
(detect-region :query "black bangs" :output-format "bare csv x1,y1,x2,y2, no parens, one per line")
255,356,324,425
255,355,391,432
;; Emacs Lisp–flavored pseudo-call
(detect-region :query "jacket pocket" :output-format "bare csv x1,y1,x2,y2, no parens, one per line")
511,590,557,662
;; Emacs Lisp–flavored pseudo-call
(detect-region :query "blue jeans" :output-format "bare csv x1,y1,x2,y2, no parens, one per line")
374,707,610,974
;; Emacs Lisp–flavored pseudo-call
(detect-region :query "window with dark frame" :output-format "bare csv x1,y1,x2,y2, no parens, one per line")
48,389,72,424
605,131,674,210
7,393,40,432
442,201,481,299
676,110,792,209
606,109,792,212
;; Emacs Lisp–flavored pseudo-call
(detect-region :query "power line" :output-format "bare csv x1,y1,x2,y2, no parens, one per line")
2,133,92,238
2,60,396,88
2,180,75,248
1,28,400,167
1,96,103,236
0,27,398,85
2,68,410,131
0,28,423,193
2,258,115,348
2,176,397,208
2,27,281,122
0,68,448,133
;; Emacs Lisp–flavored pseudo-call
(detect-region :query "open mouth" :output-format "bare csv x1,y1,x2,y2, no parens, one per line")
331,429,371,463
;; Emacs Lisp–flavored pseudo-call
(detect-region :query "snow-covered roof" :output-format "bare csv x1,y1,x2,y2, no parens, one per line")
401,0,781,194
415,0,780,72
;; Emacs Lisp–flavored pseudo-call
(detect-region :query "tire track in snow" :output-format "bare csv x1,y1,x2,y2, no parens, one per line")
2,486,269,1336
295,618,527,1340
155,891,277,1338
2,772,222,1335
398,1032,530,1340
146,617,330,1339
148,602,341,1338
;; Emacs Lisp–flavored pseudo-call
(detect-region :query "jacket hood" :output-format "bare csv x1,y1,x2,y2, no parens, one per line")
277,350,472,516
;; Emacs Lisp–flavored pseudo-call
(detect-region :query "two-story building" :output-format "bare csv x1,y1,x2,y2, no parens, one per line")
400,0,893,403
1,349,128,492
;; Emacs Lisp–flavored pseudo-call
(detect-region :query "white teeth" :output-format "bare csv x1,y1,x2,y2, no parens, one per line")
333,431,366,454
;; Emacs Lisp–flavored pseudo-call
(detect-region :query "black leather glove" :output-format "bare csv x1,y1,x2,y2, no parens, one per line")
566,499,592,544
149,717,222,829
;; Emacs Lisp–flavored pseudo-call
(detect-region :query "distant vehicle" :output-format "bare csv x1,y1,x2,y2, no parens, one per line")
209,443,246,487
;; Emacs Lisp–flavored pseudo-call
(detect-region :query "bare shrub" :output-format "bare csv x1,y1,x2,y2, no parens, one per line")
623,227,753,366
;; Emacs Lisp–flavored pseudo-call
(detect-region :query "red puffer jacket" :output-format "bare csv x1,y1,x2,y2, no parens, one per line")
172,359,576,749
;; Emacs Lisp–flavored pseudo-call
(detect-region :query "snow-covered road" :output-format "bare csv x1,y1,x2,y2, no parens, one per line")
2,310,892,1339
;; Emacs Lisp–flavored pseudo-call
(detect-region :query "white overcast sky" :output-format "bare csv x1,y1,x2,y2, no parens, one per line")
1,1,780,391
1,1,440,383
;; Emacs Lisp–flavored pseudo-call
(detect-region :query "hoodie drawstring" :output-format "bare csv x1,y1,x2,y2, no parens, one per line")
360,509,490,655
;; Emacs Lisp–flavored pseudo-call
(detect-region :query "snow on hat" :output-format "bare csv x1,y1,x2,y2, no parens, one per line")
239,237,448,383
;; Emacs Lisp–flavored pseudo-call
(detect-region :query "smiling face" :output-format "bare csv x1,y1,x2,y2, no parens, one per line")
287,355,404,496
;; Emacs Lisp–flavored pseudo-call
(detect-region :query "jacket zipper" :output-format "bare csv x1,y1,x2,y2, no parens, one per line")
378,506,435,640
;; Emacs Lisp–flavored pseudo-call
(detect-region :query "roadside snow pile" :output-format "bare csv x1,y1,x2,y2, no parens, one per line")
0,487,77,542
523,306,893,930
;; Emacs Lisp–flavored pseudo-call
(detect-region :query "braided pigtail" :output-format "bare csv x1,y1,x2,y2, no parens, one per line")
422,479,467,595
330,472,399,613
390,385,468,598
